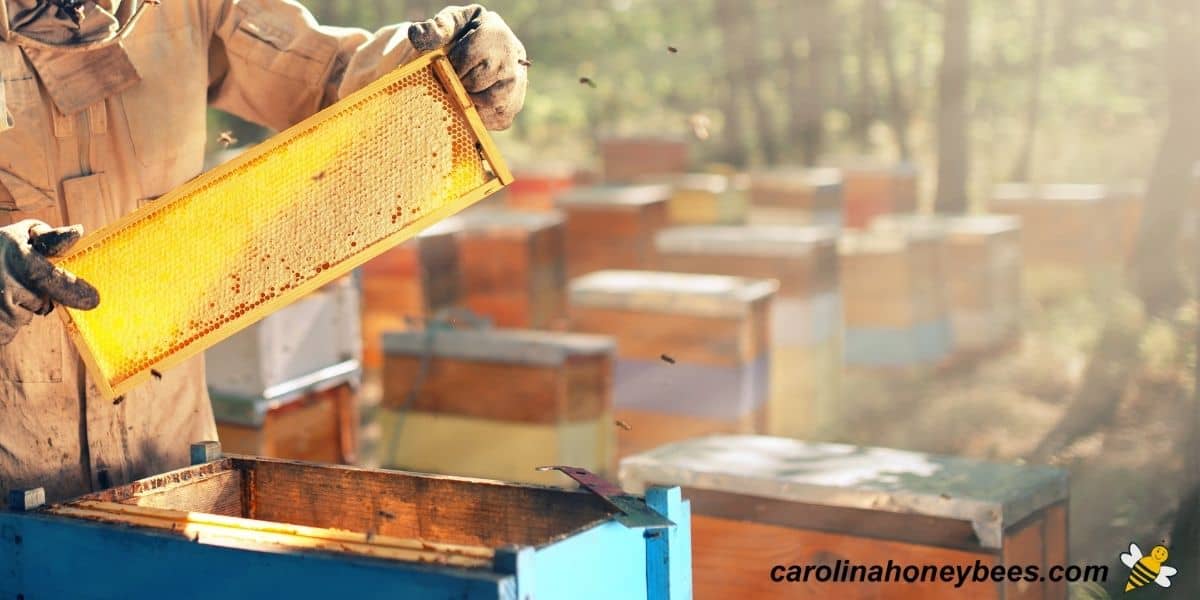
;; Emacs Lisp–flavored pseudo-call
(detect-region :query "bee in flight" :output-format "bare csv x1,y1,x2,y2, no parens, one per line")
1120,542,1177,592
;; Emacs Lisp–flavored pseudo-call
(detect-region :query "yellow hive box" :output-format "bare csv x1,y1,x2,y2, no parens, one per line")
54,49,511,399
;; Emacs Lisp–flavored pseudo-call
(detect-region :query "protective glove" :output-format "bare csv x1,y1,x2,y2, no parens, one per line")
0,219,100,344
409,5,528,131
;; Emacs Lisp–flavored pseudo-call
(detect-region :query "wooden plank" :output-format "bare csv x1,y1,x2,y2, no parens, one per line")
382,355,609,423
1042,503,1068,600
107,468,245,517
1001,513,1046,600
243,458,615,549
644,487,693,600
0,512,511,600
688,514,1000,600
217,383,353,463
570,306,763,365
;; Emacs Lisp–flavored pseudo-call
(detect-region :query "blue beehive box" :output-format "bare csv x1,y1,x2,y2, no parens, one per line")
0,448,691,600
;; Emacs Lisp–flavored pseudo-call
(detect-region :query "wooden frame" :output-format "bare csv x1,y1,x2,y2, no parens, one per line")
53,49,512,400
1,455,691,599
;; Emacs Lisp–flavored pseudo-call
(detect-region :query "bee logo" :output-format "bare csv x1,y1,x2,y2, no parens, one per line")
1120,542,1177,592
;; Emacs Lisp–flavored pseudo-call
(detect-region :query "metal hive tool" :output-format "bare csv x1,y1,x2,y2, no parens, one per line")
54,49,512,399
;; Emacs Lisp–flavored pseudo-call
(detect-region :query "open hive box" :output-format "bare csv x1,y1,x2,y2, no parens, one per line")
0,453,691,600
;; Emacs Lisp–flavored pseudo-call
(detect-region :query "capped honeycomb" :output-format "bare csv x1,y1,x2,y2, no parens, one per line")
54,50,511,399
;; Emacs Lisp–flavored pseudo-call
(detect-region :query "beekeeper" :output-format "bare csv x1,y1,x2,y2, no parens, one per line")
0,0,527,502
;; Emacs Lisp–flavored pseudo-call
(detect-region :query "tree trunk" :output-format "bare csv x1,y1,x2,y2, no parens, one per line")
1009,0,1047,182
849,0,876,152
1029,0,1200,462
1128,0,1200,315
934,0,970,214
872,0,911,161
715,0,749,165
741,8,781,165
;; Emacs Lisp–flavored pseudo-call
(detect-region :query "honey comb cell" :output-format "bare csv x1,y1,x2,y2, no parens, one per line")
54,50,511,399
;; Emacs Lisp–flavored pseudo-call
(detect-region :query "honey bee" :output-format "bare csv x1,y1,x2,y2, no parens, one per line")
1120,543,1177,591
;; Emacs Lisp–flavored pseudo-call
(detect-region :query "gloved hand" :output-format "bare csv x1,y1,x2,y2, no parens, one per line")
0,219,100,344
409,5,528,131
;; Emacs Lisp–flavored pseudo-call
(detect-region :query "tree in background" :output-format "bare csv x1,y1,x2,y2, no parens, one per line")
1008,0,1047,182
934,0,969,213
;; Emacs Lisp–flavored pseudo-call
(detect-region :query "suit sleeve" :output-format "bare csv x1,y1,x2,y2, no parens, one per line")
204,0,423,131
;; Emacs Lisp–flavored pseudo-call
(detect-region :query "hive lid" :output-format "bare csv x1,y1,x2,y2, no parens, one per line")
639,173,746,194
383,328,615,366
619,435,1068,550
555,184,672,208
655,225,838,258
749,167,843,190
873,213,1021,238
209,359,361,426
569,270,779,317
992,182,1109,203
455,207,565,233
837,229,911,255
827,159,919,177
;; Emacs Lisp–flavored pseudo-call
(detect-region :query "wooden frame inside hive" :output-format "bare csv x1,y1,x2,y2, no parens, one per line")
53,49,512,399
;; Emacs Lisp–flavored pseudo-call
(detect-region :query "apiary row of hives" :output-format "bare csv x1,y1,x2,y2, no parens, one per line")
159,132,1117,600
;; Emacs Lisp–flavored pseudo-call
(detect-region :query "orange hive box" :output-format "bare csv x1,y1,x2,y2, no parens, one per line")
654,225,843,438
558,185,672,278
599,136,690,183
505,163,577,211
747,167,844,228
620,435,1070,600
360,220,462,371
54,50,511,398
838,162,919,229
454,208,568,329
569,270,778,460
989,183,1121,269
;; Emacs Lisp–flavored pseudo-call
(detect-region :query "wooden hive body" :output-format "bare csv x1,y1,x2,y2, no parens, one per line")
1,455,691,599
747,167,844,228
839,163,919,229
599,136,690,183
206,276,361,463
559,185,672,278
641,173,750,226
875,214,1022,354
839,229,953,367
620,435,1069,600
654,225,843,438
455,209,568,329
990,183,1121,269
379,328,616,485
360,220,462,370
505,164,577,212
569,270,778,459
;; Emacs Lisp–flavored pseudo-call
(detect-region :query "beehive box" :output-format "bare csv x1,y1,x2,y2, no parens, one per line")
599,136,690,183
212,362,360,464
839,229,953,367
0,453,691,600
53,49,510,399
378,329,616,485
990,183,1122,269
654,225,843,438
505,164,577,211
839,163,919,229
874,214,1022,355
206,275,360,397
558,185,672,278
747,167,844,228
642,173,749,225
568,271,778,459
360,219,462,370
455,209,568,329
620,435,1069,600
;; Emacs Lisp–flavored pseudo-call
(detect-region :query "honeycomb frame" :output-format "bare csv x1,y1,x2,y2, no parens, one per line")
53,49,513,399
